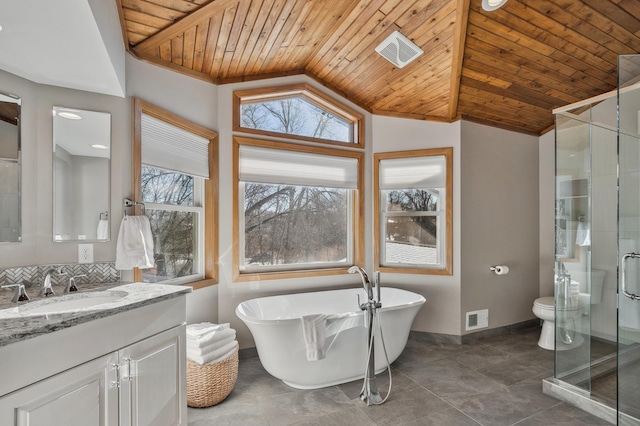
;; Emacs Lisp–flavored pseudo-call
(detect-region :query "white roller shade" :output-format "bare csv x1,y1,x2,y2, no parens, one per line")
379,155,446,189
141,113,210,179
239,145,358,189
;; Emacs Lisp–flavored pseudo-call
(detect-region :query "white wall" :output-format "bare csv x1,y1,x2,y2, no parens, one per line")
0,67,129,267
372,116,462,336
460,122,540,333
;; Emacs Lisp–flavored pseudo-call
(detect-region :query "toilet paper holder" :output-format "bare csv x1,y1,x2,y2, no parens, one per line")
490,265,510,275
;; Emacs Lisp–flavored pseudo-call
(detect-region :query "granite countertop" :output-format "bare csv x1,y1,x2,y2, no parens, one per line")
0,282,191,348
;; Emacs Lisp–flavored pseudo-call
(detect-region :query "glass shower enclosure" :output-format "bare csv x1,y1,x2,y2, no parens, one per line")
552,54,640,425
617,54,640,425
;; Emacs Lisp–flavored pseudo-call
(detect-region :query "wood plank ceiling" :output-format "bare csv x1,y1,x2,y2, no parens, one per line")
117,0,640,136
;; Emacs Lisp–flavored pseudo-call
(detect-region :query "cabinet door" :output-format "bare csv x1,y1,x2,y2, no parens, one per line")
119,325,186,426
0,352,119,426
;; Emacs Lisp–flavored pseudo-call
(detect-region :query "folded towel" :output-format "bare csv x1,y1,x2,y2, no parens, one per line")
187,335,236,357
97,219,109,240
325,312,365,337
115,215,154,270
187,328,236,349
575,222,591,247
187,340,238,365
186,322,230,338
301,314,327,361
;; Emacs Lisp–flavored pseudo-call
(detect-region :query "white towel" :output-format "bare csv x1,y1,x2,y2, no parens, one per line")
187,328,236,349
575,222,591,247
97,219,109,240
301,314,327,361
115,215,155,270
187,335,236,356
187,340,238,365
186,322,230,338
325,312,365,337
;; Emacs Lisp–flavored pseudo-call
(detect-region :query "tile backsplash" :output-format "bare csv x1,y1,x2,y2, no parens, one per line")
0,263,120,288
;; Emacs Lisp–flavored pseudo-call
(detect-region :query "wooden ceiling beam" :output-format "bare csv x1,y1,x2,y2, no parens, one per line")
447,0,470,120
134,50,219,83
133,0,239,54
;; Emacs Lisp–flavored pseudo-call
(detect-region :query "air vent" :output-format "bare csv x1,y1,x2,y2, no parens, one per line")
466,309,489,331
375,31,423,68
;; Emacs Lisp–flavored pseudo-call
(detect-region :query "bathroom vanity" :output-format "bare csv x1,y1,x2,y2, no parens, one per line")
0,283,190,426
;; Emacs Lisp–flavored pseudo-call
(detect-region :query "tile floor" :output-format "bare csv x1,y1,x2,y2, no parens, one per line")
187,327,611,425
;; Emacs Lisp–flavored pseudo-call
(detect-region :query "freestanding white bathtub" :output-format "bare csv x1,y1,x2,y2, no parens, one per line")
235,287,426,389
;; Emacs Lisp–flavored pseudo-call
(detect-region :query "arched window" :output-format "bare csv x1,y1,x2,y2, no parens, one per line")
233,84,363,148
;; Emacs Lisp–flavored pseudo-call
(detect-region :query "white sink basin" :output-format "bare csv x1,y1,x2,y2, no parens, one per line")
17,291,128,314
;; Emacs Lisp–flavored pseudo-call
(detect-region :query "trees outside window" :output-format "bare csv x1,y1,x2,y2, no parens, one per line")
141,166,202,282
234,137,362,281
240,97,351,143
243,184,348,269
233,83,363,148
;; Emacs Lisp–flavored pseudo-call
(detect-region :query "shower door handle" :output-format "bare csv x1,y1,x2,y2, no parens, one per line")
622,253,640,300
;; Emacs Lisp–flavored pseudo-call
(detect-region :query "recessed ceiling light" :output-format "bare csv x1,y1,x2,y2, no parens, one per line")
58,111,82,120
482,0,508,11
91,144,109,150
0,25,3,32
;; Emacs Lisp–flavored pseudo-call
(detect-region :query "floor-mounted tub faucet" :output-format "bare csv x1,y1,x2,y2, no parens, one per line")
348,265,374,301
348,265,384,405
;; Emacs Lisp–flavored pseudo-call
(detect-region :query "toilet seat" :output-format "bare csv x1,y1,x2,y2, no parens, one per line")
534,296,580,311
534,297,554,309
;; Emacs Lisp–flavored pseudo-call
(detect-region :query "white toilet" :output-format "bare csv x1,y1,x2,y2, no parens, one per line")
533,296,582,350
532,269,606,350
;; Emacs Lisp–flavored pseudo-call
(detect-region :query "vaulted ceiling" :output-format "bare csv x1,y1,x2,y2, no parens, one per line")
116,0,640,136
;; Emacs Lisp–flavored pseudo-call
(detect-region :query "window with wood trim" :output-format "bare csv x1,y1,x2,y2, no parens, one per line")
374,148,453,275
233,137,364,282
132,98,219,288
233,84,364,148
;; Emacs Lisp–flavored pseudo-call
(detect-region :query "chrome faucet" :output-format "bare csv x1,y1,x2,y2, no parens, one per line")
347,265,384,405
1,283,30,303
40,266,64,297
64,274,87,293
348,265,373,301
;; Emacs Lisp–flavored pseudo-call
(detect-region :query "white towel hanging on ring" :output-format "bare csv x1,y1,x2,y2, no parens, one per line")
115,215,154,270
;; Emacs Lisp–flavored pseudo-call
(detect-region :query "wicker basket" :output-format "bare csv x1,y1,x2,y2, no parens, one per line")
186,343,239,408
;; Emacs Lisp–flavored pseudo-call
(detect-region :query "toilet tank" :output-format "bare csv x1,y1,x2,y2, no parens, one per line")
564,266,606,304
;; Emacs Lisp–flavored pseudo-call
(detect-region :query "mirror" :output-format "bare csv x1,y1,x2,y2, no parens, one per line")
53,107,111,242
0,92,21,243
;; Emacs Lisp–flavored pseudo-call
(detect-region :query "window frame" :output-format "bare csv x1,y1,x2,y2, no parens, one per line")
133,97,219,289
232,83,364,149
374,148,453,276
233,136,364,282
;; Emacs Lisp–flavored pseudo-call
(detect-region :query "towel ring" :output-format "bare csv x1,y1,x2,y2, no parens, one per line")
99,211,108,220
124,198,146,215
